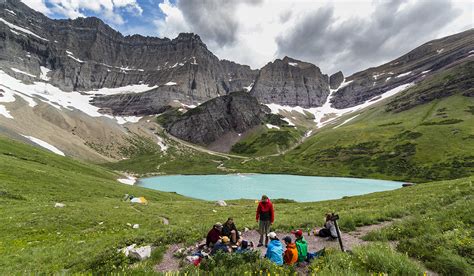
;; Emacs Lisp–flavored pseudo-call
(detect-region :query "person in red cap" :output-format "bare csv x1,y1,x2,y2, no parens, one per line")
292,229,308,263
256,195,274,247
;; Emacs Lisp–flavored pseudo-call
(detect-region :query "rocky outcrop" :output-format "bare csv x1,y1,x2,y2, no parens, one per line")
166,92,269,145
331,29,474,109
329,71,344,89
250,57,330,108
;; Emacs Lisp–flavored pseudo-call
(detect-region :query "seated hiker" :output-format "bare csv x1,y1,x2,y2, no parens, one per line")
292,229,308,263
265,232,283,265
211,236,231,255
316,214,338,239
235,240,252,253
283,236,298,265
222,217,241,245
206,222,223,247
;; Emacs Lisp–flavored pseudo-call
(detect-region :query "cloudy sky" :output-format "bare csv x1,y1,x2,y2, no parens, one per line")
22,0,473,75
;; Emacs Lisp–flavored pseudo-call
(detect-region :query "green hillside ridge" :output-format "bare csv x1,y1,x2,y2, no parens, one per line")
1,135,473,274
223,62,474,182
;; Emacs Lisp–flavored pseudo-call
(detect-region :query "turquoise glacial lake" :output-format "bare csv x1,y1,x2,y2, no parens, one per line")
138,174,402,202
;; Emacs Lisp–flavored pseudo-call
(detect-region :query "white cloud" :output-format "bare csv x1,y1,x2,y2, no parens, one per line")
153,0,190,39
30,0,143,25
21,0,51,15
154,0,472,73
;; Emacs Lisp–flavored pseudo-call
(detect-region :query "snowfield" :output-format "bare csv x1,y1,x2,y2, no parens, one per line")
0,70,144,124
117,176,136,185
266,80,414,128
22,135,65,156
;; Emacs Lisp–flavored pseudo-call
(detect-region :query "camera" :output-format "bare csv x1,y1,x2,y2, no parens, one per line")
330,213,339,221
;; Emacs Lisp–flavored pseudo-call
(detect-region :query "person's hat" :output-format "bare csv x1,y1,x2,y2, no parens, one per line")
267,232,277,239
283,236,292,243
291,229,303,237
221,236,230,243
214,222,223,228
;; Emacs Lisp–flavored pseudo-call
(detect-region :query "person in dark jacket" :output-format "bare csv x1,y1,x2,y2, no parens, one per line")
316,214,338,239
206,222,223,247
256,195,275,247
221,217,240,244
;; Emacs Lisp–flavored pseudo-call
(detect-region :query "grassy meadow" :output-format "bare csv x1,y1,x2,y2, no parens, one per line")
1,135,473,274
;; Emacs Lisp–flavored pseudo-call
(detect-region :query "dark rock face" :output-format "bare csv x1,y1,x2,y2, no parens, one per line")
166,92,268,145
329,71,344,89
331,29,474,109
250,57,330,108
0,0,256,106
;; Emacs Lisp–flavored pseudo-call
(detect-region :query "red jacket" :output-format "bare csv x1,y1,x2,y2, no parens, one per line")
256,199,274,223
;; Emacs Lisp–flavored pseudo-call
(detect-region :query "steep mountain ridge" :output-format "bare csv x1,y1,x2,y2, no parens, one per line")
0,0,257,105
250,56,330,107
331,29,474,108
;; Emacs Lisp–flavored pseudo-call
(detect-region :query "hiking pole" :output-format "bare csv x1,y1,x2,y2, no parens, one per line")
332,213,345,252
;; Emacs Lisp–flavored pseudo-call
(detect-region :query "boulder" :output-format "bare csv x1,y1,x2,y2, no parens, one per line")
129,245,152,261
132,224,140,229
215,200,227,207
54,203,65,208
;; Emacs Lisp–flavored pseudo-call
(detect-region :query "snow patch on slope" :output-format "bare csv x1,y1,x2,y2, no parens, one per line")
40,66,50,81
66,50,84,63
333,114,360,129
243,82,254,92
0,70,144,124
0,18,48,41
396,71,411,78
266,124,280,130
11,67,35,78
0,105,13,119
89,84,158,95
118,176,136,185
22,135,65,156
267,80,413,128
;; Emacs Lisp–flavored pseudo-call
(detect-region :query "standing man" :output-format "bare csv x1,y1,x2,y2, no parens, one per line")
256,195,274,247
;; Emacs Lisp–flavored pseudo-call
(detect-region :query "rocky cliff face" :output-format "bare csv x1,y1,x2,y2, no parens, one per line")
250,57,330,107
0,0,256,107
166,92,269,145
331,29,474,109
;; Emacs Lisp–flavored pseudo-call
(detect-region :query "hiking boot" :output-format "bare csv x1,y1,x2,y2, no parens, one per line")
257,243,263,247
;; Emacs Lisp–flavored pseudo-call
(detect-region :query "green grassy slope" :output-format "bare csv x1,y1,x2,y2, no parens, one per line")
227,62,474,182
231,126,304,156
1,135,473,274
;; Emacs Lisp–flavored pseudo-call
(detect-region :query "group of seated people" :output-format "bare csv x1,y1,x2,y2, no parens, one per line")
265,229,310,265
205,216,333,266
206,218,253,255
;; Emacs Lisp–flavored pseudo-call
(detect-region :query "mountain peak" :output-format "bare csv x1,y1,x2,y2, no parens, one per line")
175,33,203,42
